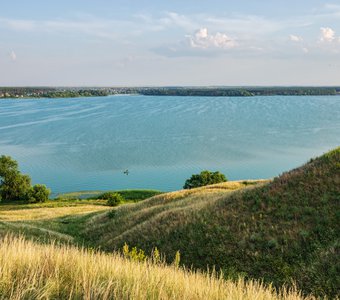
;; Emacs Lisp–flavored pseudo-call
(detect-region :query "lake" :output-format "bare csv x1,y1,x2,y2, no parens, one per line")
0,95,339,195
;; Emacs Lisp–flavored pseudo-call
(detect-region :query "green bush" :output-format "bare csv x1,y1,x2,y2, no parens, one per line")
28,184,51,203
183,170,227,189
99,192,119,200
106,193,124,207
96,190,162,203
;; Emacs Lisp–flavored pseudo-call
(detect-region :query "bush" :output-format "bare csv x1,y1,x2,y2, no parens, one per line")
28,184,51,203
106,193,124,207
97,190,162,203
183,170,227,189
99,192,119,200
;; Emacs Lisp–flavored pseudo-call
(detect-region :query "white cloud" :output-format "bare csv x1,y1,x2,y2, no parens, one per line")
320,27,336,42
188,28,237,49
9,50,16,61
289,34,303,42
302,47,309,53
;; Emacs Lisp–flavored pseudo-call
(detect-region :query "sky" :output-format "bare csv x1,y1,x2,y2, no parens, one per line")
1,0,340,86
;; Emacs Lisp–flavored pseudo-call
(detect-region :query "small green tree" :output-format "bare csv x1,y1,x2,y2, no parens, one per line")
28,184,51,203
0,155,18,178
0,155,31,202
0,155,51,203
107,193,124,206
183,170,227,189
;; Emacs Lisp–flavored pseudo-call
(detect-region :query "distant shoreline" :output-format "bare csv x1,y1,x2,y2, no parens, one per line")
1,86,340,99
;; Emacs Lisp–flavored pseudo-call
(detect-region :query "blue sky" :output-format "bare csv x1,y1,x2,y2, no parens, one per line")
1,0,340,86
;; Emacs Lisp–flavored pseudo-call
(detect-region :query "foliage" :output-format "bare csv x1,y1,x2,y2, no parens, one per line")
183,170,227,189
139,87,339,97
0,87,109,99
122,243,146,262
0,155,50,203
106,193,124,207
122,243,180,268
0,155,18,178
0,155,31,202
173,250,181,268
97,189,162,202
28,184,51,203
1,86,339,99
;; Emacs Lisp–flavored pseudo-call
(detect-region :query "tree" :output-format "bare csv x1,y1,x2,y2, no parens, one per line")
0,155,18,178
0,173,31,202
28,184,51,203
106,193,124,207
183,170,227,189
0,155,50,203
0,155,31,202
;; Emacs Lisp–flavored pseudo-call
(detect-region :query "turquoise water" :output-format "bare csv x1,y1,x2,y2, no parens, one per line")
0,95,339,194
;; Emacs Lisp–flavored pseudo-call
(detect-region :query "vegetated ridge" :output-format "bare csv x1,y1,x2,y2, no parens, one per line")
0,148,338,298
1,86,340,98
83,147,340,298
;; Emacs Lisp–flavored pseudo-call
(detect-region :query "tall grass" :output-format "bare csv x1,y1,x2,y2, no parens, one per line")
0,235,313,300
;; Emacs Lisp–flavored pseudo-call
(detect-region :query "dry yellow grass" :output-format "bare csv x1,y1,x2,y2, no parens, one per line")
0,204,109,221
0,235,314,300
156,179,269,201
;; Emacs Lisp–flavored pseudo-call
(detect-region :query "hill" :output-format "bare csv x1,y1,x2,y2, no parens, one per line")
81,148,340,297
0,234,313,300
0,149,338,298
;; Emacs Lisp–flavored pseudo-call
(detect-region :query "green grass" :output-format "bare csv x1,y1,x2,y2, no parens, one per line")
79,148,340,298
0,199,110,245
0,189,163,247
56,189,163,202
0,149,339,298
0,182,257,248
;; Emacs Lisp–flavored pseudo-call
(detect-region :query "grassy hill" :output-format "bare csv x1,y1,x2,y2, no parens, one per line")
81,147,340,298
0,148,338,298
0,235,312,300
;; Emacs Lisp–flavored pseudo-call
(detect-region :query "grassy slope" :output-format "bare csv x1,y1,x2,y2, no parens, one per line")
0,235,312,300
0,182,256,246
0,189,161,244
0,149,338,297
81,148,340,297
0,200,110,244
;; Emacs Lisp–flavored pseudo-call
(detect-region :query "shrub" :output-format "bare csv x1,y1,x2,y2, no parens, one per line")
99,192,120,200
183,170,227,189
107,193,124,206
28,184,51,203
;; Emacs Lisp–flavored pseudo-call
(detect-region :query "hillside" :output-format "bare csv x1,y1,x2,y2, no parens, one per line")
0,149,338,298
0,235,313,300
81,148,340,297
